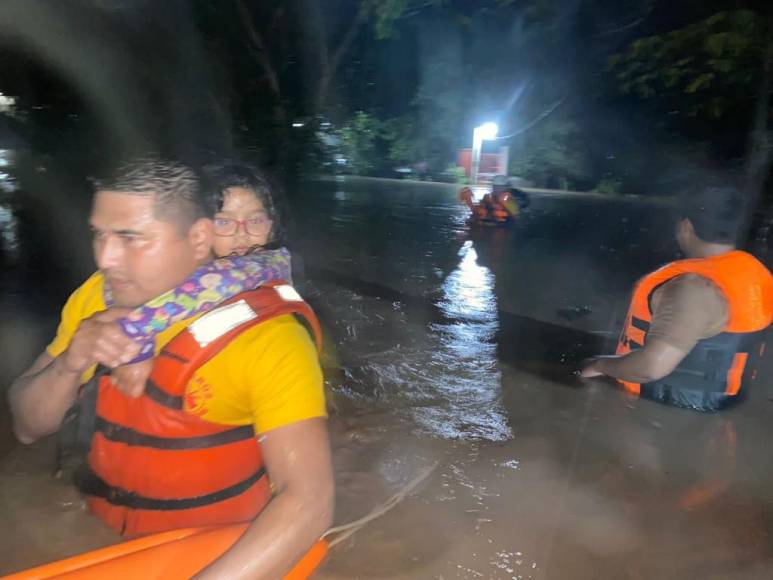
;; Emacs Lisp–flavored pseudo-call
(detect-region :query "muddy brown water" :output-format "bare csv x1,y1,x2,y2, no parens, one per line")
2,176,773,578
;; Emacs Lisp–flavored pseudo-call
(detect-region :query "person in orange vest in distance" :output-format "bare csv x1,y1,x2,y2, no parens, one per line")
481,192,498,219
459,186,489,221
490,175,518,222
459,176,520,223
581,185,773,412
7,158,333,579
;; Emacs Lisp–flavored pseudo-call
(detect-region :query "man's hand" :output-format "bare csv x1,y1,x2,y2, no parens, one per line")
9,308,142,444
579,358,605,378
111,359,153,398
62,308,140,373
578,341,687,384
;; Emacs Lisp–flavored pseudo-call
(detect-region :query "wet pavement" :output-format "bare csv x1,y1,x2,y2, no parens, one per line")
2,175,773,578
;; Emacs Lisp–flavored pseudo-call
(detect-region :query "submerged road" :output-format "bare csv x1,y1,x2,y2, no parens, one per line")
1,175,772,578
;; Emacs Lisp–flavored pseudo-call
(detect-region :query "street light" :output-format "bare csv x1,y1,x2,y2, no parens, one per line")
470,122,498,186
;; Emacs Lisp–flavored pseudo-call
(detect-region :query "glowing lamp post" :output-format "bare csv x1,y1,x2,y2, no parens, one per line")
470,122,498,186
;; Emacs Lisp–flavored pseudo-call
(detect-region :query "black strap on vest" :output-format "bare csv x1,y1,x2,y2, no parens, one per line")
94,416,255,449
75,464,266,511
55,365,111,475
143,379,184,410
157,349,191,364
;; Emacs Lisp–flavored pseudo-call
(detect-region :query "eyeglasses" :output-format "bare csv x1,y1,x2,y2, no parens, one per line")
213,216,272,236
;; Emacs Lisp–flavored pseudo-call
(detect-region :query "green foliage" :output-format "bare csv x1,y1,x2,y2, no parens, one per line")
338,111,383,175
608,10,765,120
339,108,457,177
446,164,468,185
382,116,419,165
519,0,558,29
372,0,410,39
594,176,623,195
508,115,592,189
339,104,470,179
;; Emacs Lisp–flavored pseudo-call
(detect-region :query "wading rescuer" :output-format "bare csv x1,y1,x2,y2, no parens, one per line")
7,158,333,579
581,185,773,412
459,175,522,224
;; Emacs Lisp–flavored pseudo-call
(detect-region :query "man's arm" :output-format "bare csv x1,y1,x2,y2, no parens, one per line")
8,308,139,444
193,417,334,580
580,338,688,383
9,352,82,444
581,274,727,383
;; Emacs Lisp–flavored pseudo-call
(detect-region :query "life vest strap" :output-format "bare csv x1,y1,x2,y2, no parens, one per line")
157,349,191,364
75,465,267,511
95,416,255,450
628,339,643,350
144,378,184,410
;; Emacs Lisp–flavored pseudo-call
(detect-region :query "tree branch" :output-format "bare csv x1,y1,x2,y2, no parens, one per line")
301,0,330,77
328,1,370,79
269,4,285,31
594,17,645,38
234,0,282,101
314,0,371,112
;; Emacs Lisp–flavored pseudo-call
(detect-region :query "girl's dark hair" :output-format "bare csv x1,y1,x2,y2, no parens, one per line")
202,162,286,248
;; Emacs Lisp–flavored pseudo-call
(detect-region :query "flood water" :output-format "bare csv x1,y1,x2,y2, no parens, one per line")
2,174,773,578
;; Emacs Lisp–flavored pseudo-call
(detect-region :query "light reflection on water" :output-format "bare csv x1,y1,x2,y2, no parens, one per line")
439,241,497,320
0,205,17,257
0,149,18,258
343,239,512,441
312,181,514,441
416,241,511,440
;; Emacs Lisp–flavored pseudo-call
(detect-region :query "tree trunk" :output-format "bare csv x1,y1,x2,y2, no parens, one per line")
233,0,292,169
234,0,287,129
313,1,371,114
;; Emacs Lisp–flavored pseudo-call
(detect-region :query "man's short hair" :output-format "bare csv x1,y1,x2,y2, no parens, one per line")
92,158,208,229
680,184,745,244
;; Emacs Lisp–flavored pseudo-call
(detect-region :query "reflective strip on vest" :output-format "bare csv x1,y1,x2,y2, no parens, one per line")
188,284,304,347
189,300,258,346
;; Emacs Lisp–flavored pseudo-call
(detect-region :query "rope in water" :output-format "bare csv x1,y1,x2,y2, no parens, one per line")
323,462,439,548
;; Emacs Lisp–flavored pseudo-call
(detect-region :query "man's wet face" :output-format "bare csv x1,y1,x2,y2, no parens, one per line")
90,191,203,307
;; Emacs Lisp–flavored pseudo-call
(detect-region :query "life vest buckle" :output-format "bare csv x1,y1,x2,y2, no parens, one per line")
107,486,132,504
103,422,117,439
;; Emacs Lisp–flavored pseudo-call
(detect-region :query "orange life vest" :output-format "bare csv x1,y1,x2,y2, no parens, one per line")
76,282,323,537
498,191,520,218
491,193,510,222
473,205,489,220
479,189,515,223
616,250,773,411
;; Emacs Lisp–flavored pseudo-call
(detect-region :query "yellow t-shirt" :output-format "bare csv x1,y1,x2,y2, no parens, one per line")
46,272,326,434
